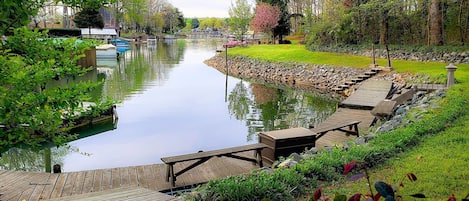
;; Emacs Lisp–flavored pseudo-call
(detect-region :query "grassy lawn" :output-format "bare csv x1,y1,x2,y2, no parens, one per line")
228,44,469,83
227,44,469,200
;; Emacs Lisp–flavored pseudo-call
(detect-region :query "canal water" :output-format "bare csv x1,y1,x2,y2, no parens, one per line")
0,39,338,172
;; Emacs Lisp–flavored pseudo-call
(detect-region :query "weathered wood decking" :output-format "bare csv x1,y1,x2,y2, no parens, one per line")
313,80,393,147
44,186,181,201
0,153,259,201
313,108,376,148
340,80,393,109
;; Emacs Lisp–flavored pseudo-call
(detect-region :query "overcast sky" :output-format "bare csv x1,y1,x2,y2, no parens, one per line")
168,0,232,18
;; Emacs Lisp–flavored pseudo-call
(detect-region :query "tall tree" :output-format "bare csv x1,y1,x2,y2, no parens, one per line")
258,0,290,42
73,6,104,28
251,2,281,43
229,0,253,40
429,0,443,45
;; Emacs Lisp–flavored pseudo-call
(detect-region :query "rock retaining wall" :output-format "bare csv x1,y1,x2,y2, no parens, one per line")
205,55,370,95
348,49,468,64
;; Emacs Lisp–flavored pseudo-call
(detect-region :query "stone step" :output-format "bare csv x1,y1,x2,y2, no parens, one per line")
370,68,382,72
364,71,377,76
339,84,350,89
358,74,371,79
351,78,364,83
345,81,355,86
332,87,344,92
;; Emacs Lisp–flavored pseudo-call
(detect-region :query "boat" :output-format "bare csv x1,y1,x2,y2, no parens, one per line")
96,44,117,59
111,38,131,47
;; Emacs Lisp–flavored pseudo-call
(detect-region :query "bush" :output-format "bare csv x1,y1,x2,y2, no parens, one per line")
189,168,307,201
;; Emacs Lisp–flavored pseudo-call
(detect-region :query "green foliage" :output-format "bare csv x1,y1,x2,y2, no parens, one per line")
229,0,253,39
305,0,469,47
0,27,112,150
74,8,104,29
0,0,46,35
189,168,307,201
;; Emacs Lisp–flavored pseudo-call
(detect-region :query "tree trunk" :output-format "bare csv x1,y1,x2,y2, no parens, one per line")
429,0,443,45
379,11,389,45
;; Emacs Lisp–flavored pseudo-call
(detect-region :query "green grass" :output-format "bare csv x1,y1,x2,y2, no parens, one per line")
228,44,469,83
225,44,469,200
324,113,469,200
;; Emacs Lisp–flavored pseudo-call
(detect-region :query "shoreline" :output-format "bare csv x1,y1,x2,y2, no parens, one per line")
204,54,410,98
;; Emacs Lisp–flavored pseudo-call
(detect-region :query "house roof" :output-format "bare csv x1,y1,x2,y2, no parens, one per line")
81,28,117,36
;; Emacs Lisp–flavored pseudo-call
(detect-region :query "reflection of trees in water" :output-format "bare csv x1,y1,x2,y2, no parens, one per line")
228,81,338,141
100,41,187,101
0,145,76,172
228,81,252,120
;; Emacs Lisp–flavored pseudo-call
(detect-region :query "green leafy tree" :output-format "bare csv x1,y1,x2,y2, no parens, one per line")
122,0,146,32
229,0,253,40
0,0,46,35
0,28,112,151
191,18,200,29
74,7,104,28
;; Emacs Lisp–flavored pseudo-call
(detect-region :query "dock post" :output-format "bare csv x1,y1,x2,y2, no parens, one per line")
445,63,457,88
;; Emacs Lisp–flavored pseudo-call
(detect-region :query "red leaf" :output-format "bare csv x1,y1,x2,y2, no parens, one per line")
348,193,362,201
447,194,457,201
373,193,381,201
313,188,322,201
344,161,357,174
407,173,417,182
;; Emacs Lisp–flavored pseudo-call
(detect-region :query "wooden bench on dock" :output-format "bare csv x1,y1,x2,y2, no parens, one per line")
312,120,361,140
161,143,268,187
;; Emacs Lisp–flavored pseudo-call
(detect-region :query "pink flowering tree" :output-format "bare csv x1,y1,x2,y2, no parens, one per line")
250,2,281,44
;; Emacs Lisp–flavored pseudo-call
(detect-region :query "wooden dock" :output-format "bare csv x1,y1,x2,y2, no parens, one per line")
340,80,393,109
313,108,376,148
313,80,393,148
0,153,259,201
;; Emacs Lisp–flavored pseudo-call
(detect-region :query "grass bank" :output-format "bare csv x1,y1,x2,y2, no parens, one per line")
188,44,469,200
227,44,469,83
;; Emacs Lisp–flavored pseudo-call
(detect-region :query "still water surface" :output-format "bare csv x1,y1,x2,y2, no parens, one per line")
0,40,338,172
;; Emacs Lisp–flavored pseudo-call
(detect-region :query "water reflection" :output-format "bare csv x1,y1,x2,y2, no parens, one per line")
101,40,187,101
229,82,337,141
0,39,339,172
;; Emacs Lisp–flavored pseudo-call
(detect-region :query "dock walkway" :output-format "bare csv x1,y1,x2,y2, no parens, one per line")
313,80,393,148
0,153,259,201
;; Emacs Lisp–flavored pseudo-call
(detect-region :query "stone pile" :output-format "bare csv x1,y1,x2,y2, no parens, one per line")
205,55,369,96
359,49,469,64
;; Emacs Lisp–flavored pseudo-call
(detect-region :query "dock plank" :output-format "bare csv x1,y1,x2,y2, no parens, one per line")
70,171,86,196
43,186,183,201
49,173,68,199
81,170,95,193
313,108,376,148
340,80,393,109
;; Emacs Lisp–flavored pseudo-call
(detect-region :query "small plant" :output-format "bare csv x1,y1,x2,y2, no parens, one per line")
312,161,469,201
